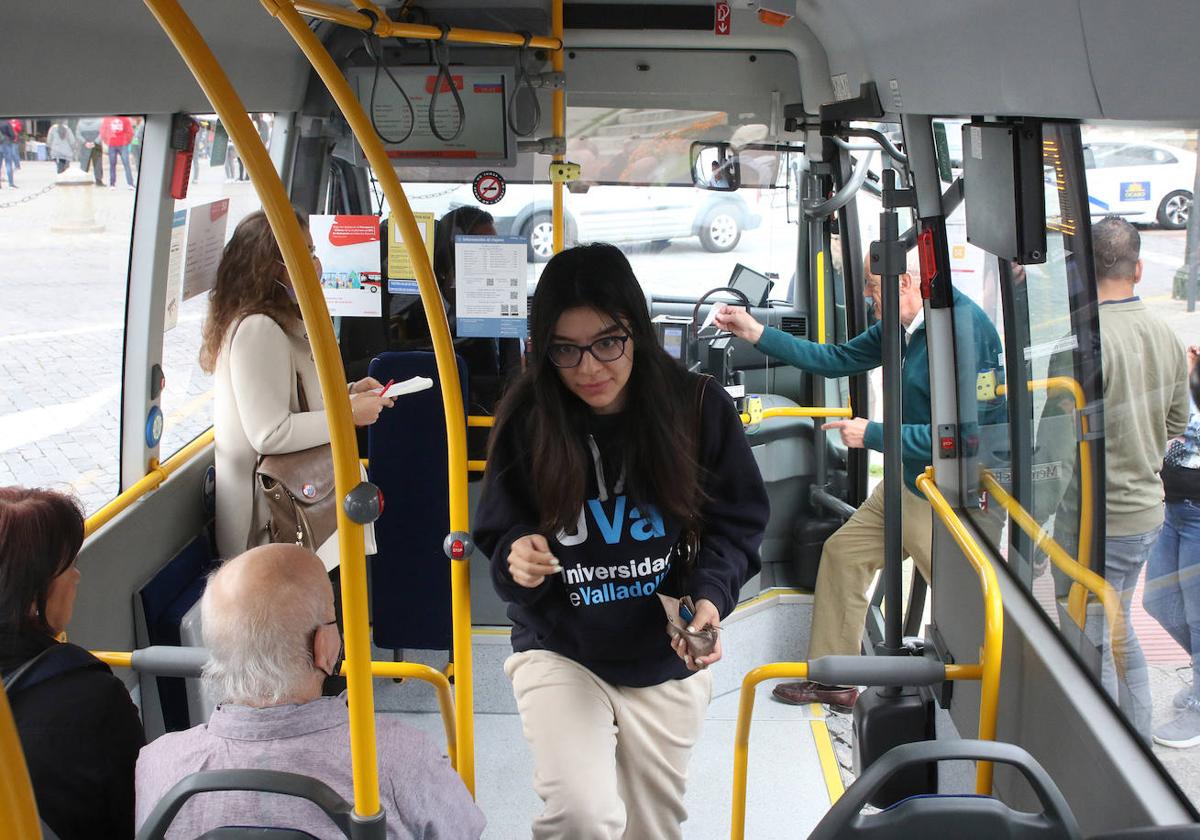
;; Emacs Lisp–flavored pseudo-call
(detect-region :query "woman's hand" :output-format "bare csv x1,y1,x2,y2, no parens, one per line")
712,304,765,343
1187,344,1199,375
671,598,722,670
349,377,384,395
508,534,561,588
350,391,391,426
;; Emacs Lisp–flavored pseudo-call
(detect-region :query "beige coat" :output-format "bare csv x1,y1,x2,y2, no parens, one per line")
213,314,373,568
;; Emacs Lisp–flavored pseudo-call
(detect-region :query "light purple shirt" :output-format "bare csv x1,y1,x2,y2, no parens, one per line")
135,695,484,840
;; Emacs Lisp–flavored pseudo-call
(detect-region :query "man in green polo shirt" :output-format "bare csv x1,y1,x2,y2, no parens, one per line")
715,252,1004,710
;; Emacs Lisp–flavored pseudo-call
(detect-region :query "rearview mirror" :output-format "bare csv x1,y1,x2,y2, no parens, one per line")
691,142,742,191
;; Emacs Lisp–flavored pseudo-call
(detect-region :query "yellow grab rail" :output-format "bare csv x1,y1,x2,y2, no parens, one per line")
0,683,40,840
730,662,809,840
84,429,215,539
916,467,1003,795
260,0,482,793
466,415,495,428
92,651,457,770
816,250,827,345
729,658,986,839
293,0,562,49
995,376,1093,626
979,471,1127,675
739,405,853,425
144,0,382,817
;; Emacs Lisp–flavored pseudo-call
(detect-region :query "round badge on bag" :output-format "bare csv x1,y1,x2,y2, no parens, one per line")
302,483,317,499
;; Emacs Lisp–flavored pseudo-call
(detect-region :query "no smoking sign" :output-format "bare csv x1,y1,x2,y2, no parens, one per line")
472,170,506,205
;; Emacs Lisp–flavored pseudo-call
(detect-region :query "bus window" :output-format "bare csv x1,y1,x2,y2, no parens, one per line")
158,114,275,460
0,115,140,515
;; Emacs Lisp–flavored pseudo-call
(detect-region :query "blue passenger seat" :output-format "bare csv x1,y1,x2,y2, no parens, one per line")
367,351,468,652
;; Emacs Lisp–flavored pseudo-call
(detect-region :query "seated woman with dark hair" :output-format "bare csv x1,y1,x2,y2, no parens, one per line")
394,207,523,414
0,487,145,839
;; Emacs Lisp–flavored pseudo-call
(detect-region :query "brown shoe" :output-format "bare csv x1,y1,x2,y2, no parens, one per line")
771,680,860,712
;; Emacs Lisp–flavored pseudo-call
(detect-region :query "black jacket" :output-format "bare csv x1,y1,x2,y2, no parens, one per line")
0,632,145,840
474,375,769,687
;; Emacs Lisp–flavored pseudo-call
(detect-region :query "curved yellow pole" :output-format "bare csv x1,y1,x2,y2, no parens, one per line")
729,656,986,838
730,662,809,840
0,686,40,840
980,471,1127,676
142,0,381,818
260,0,477,793
996,376,1093,625
916,467,1003,795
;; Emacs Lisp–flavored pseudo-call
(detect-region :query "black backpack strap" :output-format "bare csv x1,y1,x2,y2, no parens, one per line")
2,643,105,698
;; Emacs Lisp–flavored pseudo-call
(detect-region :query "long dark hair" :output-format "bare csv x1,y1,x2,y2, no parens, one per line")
200,209,308,373
491,243,702,532
0,487,84,637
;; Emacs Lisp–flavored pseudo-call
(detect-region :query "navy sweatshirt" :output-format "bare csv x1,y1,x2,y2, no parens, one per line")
473,376,769,687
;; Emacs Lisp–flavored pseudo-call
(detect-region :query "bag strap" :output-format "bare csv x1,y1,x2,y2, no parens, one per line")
2,644,103,698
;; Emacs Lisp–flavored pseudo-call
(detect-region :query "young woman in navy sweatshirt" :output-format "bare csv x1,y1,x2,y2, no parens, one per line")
474,243,769,840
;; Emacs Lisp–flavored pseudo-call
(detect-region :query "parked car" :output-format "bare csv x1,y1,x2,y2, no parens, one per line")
1082,139,1195,230
400,182,762,261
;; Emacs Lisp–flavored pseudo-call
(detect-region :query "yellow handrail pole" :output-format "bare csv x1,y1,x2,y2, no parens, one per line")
739,405,854,424
0,685,40,840
816,250,826,344
466,415,495,428
728,657,986,838
347,661,458,771
259,0,477,793
294,0,561,49
142,0,381,819
980,471,1128,675
551,0,565,255
916,467,1003,794
995,376,1093,625
730,662,809,840
84,428,215,539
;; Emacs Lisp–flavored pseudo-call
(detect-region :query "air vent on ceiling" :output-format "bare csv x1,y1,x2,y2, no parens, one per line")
564,4,716,31
780,316,808,338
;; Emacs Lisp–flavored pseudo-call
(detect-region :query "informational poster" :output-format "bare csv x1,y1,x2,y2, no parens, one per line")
181,198,230,302
309,214,383,318
163,209,187,331
454,235,527,338
387,211,436,293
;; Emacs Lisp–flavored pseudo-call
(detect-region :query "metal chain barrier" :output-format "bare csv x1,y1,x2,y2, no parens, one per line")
0,182,56,210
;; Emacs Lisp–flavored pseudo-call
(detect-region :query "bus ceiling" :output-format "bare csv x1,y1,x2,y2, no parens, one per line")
6,1,1200,125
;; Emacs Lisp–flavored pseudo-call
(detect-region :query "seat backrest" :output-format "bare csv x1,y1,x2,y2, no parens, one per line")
367,351,468,650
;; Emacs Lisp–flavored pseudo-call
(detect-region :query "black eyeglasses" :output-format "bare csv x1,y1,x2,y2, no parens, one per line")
547,335,630,368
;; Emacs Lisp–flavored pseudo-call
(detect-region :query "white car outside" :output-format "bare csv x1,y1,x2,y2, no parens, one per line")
1083,139,1194,230
396,181,762,261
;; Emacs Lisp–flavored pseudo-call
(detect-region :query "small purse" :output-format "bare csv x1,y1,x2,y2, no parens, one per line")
254,374,337,551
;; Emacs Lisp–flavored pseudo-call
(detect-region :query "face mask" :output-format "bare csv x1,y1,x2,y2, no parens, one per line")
275,278,297,303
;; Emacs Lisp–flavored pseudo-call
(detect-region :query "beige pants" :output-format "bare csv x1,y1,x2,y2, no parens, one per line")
809,481,934,659
505,649,713,840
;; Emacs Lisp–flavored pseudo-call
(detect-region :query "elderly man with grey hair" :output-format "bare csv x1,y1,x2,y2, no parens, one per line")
134,544,485,839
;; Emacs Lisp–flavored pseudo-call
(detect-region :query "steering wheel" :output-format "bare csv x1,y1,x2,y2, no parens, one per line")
691,286,752,342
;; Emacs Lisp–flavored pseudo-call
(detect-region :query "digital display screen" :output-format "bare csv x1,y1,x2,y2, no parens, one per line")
662,325,683,359
729,263,774,307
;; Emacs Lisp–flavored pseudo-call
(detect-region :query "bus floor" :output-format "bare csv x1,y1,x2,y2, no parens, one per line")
374,594,854,838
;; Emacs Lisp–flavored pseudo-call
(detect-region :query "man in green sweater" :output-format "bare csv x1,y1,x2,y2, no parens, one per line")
715,252,1004,710
1047,215,1189,741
